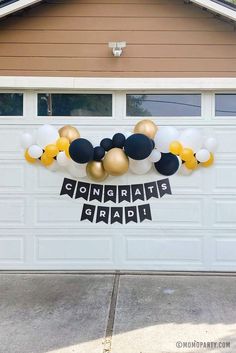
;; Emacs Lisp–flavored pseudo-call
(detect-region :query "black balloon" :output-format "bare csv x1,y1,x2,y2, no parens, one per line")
112,133,126,148
151,139,155,149
93,146,105,161
154,153,180,176
124,133,153,160
69,138,94,164
100,138,113,151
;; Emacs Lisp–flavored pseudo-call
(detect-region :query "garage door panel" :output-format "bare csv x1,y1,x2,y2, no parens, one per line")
171,170,205,194
213,198,236,227
214,237,236,264
36,167,65,191
214,128,236,156
212,163,236,193
0,236,24,263
35,235,113,263
123,236,203,262
150,198,204,227
0,127,22,158
34,197,82,226
0,161,25,192
0,198,25,226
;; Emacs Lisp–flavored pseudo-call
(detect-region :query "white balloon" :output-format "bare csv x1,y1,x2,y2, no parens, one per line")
67,161,87,178
196,149,210,163
20,133,34,149
28,145,43,159
204,137,218,153
149,149,161,163
179,128,203,152
129,158,152,175
154,127,179,153
36,124,59,148
179,164,193,176
57,151,70,167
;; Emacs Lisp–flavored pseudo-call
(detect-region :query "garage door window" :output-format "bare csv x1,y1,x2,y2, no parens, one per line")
0,93,23,116
126,94,201,117
215,94,236,116
37,93,112,117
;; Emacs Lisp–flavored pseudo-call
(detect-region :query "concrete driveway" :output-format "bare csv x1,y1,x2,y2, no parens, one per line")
0,273,235,353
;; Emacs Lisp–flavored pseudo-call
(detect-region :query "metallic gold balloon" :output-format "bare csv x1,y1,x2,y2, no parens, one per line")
103,148,129,176
86,161,108,182
59,125,80,143
134,119,158,139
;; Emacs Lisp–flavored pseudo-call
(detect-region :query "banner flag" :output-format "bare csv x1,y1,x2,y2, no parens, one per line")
118,185,131,203
138,204,152,222
60,178,77,198
89,184,104,202
144,181,159,200
104,185,117,203
131,184,145,202
157,178,172,198
80,204,96,222
75,181,90,200
125,206,138,223
96,206,110,224
111,207,123,224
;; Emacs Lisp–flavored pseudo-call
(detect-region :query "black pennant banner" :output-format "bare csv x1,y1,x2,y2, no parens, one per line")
118,185,131,203
60,178,77,198
60,177,172,202
111,207,123,224
80,204,96,222
104,185,117,203
89,184,103,202
75,181,90,200
157,178,172,198
60,177,172,224
144,181,159,200
131,184,145,202
125,206,138,223
96,206,110,224
138,204,152,222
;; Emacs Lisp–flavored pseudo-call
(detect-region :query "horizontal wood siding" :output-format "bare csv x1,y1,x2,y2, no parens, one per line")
0,0,235,77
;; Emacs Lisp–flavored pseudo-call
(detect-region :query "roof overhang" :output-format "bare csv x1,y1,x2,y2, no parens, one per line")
190,0,236,21
0,0,42,19
0,0,234,22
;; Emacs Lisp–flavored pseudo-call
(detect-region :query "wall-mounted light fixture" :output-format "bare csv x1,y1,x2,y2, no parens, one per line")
108,42,126,57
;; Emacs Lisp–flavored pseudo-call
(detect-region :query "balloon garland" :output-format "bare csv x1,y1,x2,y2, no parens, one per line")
21,120,218,182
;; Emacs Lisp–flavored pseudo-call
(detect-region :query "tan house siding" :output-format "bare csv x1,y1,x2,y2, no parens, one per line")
0,0,235,77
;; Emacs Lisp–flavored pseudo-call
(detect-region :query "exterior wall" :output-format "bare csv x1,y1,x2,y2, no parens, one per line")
0,0,235,77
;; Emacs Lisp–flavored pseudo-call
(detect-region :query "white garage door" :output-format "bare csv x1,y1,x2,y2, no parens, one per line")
0,87,236,271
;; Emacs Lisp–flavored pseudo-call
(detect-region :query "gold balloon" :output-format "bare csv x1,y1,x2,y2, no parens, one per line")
41,153,54,166
185,157,198,170
86,161,108,182
134,119,157,139
103,148,129,176
180,148,194,162
56,137,70,151
169,141,183,155
45,144,59,158
59,125,80,143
